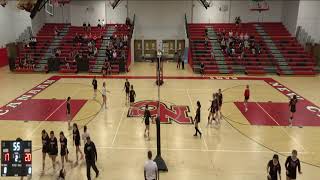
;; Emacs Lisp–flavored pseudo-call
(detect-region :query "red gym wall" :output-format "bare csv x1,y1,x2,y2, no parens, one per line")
0,48,8,67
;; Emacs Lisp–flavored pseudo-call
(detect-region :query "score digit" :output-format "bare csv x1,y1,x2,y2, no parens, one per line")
13,142,20,151
4,152,10,162
24,153,31,162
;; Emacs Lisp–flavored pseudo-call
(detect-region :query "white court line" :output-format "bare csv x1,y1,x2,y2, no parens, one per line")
26,88,82,139
111,96,126,146
31,145,313,154
255,102,306,152
186,89,209,150
111,108,126,146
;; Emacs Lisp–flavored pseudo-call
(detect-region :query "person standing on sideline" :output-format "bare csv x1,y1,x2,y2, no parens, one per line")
123,79,130,105
193,101,202,138
101,82,110,109
129,85,136,106
92,77,98,99
82,125,90,145
181,55,185,69
144,151,158,180
73,123,84,162
59,131,71,169
244,85,250,112
143,105,152,140
267,154,281,180
48,131,58,171
84,136,99,180
176,52,181,69
289,95,298,127
217,89,223,120
41,130,49,172
285,150,302,180
66,97,71,129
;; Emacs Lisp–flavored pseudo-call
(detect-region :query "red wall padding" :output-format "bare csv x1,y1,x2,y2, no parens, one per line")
0,48,8,67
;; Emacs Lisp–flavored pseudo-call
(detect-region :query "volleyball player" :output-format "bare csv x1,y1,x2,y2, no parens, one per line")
66,97,71,130
129,85,136,106
92,76,98,99
207,93,217,127
48,131,58,171
102,82,110,109
41,129,49,172
59,131,71,169
244,85,250,112
82,125,90,145
285,150,302,180
193,101,202,138
142,104,152,140
123,79,130,104
217,89,223,120
289,95,298,127
267,154,281,180
73,123,84,162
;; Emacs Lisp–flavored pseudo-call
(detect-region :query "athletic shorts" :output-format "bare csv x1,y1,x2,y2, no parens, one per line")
245,96,249,101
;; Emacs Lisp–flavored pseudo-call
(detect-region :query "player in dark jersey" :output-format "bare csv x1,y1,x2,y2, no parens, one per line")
73,123,84,162
92,76,98,99
193,101,202,138
285,150,302,180
244,85,250,112
267,154,281,180
123,79,130,105
59,131,71,169
66,97,71,130
207,93,217,127
142,105,152,140
41,129,49,172
289,95,298,127
129,85,136,106
48,131,58,171
217,89,223,120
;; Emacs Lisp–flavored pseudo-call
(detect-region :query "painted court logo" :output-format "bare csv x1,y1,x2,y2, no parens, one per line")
127,100,193,124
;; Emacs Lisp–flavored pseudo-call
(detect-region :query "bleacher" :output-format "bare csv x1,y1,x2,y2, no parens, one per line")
187,22,316,75
15,23,67,72
15,23,132,74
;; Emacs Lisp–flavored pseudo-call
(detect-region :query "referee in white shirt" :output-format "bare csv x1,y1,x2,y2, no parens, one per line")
144,151,158,180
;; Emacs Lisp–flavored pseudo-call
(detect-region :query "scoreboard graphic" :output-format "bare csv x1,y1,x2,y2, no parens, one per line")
1,141,32,177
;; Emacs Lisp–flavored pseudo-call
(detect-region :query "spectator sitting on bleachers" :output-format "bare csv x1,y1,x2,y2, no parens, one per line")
55,48,61,57
235,16,241,26
112,50,117,61
204,37,209,49
97,19,101,28
54,26,59,36
200,62,204,75
83,22,87,31
87,23,91,31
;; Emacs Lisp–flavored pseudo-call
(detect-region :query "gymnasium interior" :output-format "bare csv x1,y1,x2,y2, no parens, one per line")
0,0,320,179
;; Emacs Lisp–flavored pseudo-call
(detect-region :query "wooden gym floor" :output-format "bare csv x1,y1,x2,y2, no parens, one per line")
0,62,320,180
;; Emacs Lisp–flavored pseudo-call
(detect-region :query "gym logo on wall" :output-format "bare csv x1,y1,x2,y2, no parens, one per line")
127,100,193,124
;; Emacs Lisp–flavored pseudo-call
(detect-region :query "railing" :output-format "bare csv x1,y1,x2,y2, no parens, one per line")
185,14,189,39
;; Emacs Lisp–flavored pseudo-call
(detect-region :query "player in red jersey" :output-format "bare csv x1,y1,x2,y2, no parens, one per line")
244,85,250,112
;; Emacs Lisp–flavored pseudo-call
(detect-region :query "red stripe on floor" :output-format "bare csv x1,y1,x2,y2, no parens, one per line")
0,99,87,121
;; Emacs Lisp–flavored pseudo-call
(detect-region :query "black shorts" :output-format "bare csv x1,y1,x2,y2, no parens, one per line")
145,121,150,126
42,146,48,153
60,148,69,156
210,108,215,113
290,107,296,113
245,96,249,101
130,97,135,103
219,102,222,107
125,89,129,94
49,149,58,156
286,170,297,179
75,140,80,146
